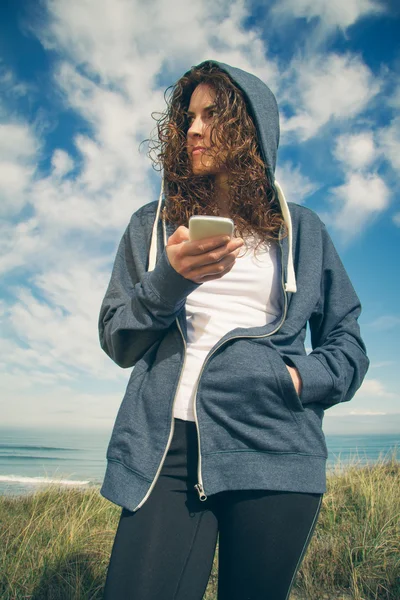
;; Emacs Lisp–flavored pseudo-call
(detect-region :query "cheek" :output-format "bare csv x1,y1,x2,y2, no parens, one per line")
210,123,223,144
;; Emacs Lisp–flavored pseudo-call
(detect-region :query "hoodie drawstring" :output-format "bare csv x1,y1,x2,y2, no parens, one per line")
274,180,297,293
148,177,164,273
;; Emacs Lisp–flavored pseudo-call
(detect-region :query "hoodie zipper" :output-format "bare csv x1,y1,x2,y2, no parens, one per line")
133,229,288,510
131,335,188,512
191,236,288,501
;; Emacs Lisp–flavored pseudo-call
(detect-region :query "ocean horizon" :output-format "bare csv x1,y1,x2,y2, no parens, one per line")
0,426,398,498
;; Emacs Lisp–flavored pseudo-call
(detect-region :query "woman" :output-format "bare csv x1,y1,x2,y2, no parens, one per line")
99,60,369,599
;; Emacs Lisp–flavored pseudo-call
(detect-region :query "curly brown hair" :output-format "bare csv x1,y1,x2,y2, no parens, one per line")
141,61,286,249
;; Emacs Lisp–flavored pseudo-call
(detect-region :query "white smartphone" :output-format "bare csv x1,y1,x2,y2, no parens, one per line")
189,216,234,242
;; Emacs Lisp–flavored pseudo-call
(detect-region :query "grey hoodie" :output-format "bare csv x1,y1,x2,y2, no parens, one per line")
98,60,369,512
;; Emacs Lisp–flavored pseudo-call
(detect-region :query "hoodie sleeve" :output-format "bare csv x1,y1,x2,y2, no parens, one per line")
98,211,200,368
284,224,369,409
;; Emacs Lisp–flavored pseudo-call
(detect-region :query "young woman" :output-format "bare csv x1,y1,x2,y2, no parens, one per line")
99,60,369,600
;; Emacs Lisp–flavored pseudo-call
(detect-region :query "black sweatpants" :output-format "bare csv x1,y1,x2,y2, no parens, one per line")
103,418,323,600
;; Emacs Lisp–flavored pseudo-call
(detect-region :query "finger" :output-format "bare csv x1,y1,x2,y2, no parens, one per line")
184,235,231,257
193,252,237,280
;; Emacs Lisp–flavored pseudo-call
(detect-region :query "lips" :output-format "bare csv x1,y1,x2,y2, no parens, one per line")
192,147,206,154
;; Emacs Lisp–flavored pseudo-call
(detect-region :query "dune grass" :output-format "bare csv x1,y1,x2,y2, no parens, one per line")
0,451,399,600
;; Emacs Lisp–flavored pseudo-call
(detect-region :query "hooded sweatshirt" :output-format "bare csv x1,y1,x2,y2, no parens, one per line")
98,60,369,512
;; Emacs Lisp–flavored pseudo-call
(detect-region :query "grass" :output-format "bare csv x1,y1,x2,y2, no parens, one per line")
1,451,399,600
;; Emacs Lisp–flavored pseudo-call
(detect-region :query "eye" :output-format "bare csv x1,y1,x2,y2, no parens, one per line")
185,109,216,124
204,109,216,121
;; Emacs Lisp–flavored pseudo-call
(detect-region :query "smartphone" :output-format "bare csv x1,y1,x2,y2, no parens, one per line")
189,216,234,242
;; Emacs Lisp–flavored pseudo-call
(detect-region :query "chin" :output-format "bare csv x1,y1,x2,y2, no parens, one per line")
190,157,213,171
191,166,211,175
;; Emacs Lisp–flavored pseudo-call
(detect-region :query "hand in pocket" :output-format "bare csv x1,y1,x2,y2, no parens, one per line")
286,365,302,396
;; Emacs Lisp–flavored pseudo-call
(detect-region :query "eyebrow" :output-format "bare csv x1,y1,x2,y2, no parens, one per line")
186,104,216,116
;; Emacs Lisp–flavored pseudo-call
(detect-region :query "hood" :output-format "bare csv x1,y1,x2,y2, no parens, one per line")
148,59,297,294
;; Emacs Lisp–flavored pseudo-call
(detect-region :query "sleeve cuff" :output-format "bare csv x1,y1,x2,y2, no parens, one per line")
146,249,201,310
283,353,335,406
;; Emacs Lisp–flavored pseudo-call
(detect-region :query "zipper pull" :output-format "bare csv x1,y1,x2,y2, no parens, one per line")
194,483,207,501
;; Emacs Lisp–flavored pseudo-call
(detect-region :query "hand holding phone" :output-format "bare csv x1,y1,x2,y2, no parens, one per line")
166,217,244,284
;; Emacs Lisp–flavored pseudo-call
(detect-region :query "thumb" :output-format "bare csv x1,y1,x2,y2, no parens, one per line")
167,226,190,246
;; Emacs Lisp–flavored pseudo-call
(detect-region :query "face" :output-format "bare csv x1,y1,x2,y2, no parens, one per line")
186,83,226,176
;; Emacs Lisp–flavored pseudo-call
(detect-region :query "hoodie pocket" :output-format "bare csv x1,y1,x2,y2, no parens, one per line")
267,349,305,415
106,365,148,461
198,339,307,455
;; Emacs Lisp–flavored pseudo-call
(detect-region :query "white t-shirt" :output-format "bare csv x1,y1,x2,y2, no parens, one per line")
173,236,282,421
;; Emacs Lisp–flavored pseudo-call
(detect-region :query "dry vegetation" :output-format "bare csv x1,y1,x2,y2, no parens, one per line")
1,452,399,600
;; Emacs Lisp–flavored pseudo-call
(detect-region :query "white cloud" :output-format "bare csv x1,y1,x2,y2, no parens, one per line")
333,132,377,170
281,53,381,141
35,0,279,92
370,360,395,369
377,116,400,173
323,412,400,434
0,123,39,162
393,212,400,226
0,386,122,429
0,0,397,432
366,315,400,330
324,377,399,427
358,378,396,399
0,216,44,274
326,172,390,236
328,124,397,238
51,149,74,177
0,162,35,216
388,84,400,109
348,409,386,415
0,0,283,427
2,262,121,380
272,0,385,30
324,411,386,417
0,65,34,111
3,0,279,239
0,123,40,216
275,162,319,204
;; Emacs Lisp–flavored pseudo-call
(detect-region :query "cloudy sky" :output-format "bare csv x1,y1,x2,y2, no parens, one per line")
1,0,399,435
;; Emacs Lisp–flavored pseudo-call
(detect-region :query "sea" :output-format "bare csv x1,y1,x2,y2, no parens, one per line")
0,427,399,498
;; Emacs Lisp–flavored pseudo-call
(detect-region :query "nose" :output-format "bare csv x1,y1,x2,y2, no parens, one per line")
187,115,205,140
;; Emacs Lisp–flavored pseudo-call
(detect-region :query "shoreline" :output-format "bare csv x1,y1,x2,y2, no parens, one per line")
1,448,399,499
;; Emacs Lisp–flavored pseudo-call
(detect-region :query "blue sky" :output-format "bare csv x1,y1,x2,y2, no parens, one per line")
0,0,399,435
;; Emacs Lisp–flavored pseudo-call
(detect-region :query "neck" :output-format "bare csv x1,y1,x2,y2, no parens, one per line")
215,171,231,217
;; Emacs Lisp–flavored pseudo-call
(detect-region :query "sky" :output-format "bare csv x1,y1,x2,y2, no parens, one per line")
0,0,399,436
